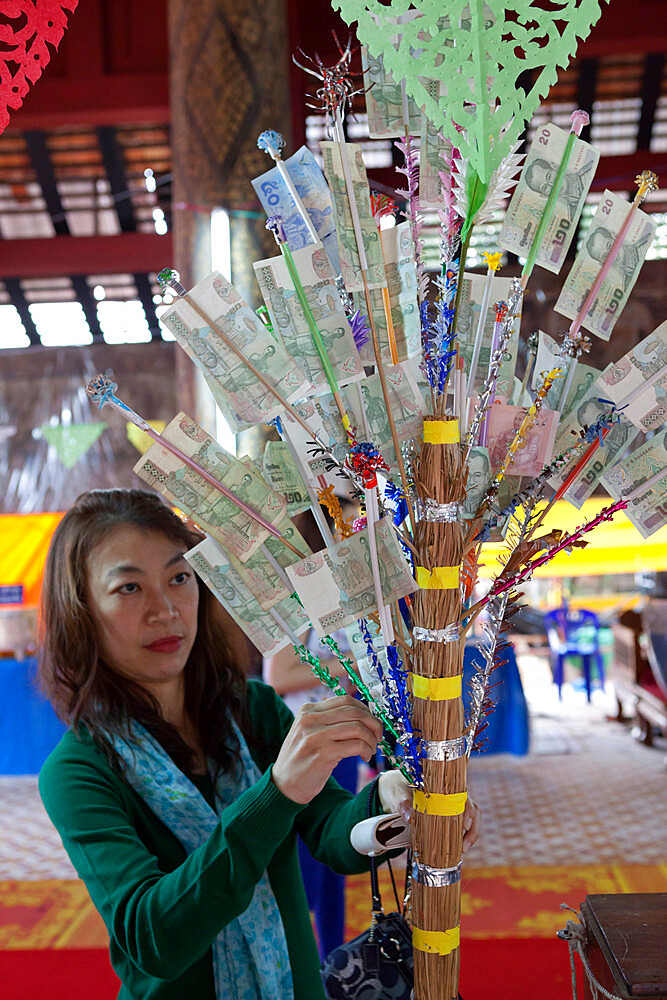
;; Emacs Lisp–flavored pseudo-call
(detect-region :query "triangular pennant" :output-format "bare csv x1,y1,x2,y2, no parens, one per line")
41,422,106,468
126,420,167,454
332,0,608,183
0,1,79,135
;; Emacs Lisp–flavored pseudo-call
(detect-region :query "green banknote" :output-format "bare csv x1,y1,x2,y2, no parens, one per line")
362,46,422,138
286,518,417,637
321,141,386,292
354,221,421,365
134,412,287,563
555,191,656,341
499,122,599,272
532,330,600,413
420,117,452,210
262,440,311,516
601,428,667,538
160,271,307,433
457,273,520,401
595,321,667,432
253,241,363,396
185,537,310,657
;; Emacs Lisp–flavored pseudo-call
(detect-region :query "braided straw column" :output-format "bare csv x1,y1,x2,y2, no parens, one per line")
411,415,466,1000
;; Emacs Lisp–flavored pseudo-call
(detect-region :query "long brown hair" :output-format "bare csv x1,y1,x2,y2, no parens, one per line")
39,488,251,775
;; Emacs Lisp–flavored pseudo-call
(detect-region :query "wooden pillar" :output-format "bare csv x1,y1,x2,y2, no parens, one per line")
167,0,294,423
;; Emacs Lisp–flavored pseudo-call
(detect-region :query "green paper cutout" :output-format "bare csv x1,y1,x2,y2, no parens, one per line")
332,0,609,183
41,422,106,468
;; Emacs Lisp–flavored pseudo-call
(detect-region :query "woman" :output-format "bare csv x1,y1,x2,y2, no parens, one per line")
38,488,480,1000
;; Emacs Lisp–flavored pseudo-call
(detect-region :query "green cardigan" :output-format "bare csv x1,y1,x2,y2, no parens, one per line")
39,680,376,1000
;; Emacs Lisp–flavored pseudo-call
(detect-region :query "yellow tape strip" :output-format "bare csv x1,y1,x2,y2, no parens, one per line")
423,419,460,444
413,926,461,956
413,790,468,816
411,673,462,701
416,565,460,590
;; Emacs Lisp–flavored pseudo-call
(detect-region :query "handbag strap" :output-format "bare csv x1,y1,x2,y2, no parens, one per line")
367,776,384,918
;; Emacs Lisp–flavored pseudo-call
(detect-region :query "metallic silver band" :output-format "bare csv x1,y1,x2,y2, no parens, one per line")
411,859,463,887
421,736,467,761
418,499,462,522
413,624,461,644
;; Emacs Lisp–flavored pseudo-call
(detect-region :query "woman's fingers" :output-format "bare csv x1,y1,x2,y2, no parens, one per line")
462,795,481,852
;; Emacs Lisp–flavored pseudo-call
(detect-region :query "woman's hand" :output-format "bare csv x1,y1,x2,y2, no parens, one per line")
272,696,383,805
378,770,481,852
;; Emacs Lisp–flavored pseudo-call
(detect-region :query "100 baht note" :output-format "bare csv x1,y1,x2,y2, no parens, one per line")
186,537,310,657
486,402,559,477
601,427,667,538
321,141,386,292
596,321,667,432
134,413,287,563
362,46,423,138
286,518,417,637
457,273,520,401
555,191,656,341
262,440,311,517
251,145,341,277
355,221,421,365
253,241,363,396
499,122,599,273
159,271,307,434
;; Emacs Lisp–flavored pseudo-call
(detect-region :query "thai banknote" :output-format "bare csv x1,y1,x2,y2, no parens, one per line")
354,221,421,365
185,537,310,656
601,428,667,538
531,331,600,415
457,273,520,401
251,145,341,276
499,123,599,272
134,413,287,562
555,191,656,341
486,402,559,477
595,321,667,432
224,511,312,610
362,46,423,138
286,518,417,637
253,242,363,396
160,271,307,433
321,141,386,292
420,117,453,210
281,362,426,492
344,618,388,706
262,440,311,516
462,446,493,520
548,394,638,509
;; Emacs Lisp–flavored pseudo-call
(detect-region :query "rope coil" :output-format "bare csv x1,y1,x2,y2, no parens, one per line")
558,908,629,1000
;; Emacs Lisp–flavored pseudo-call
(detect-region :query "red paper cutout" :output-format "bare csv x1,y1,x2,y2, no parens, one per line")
0,0,79,134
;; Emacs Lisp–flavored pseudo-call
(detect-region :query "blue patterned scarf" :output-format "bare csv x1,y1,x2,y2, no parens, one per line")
109,720,294,1000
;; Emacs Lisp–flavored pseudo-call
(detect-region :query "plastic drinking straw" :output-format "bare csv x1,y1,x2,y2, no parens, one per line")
478,300,508,447
257,130,320,244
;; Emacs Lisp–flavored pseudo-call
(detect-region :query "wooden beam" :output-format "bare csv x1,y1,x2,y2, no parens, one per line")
0,233,173,279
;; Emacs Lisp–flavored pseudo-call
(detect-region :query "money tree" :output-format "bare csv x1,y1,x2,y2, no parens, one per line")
86,2,666,998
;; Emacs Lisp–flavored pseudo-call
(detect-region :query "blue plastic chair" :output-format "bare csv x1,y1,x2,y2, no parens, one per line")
544,606,605,702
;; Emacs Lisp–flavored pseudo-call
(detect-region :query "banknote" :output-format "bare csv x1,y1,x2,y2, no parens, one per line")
456,273,520,401
486,402,559,477
548,395,638,508
531,331,600,415
321,141,386,292
185,537,310,656
262,440,312,516
362,46,423,138
160,271,307,433
251,145,341,277
223,511,312,610
253,241,363,396
462,446,493,519
595,321,667,432
499,123,599,273
355,221,421,365
601,428,667,538
286,518,417,637
555,191,656,341
420,117,453,210
344,618,388,706
134,413,287,562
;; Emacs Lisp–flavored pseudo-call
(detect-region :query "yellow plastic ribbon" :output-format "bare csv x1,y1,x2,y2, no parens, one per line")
415,565,460,590
423,419,460,444
413,790,468,816
413,926,461,956
410,673,462,701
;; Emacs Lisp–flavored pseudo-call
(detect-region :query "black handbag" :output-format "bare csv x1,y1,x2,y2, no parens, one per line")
320,777,414,1000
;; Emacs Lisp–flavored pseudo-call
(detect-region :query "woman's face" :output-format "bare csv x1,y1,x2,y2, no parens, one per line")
86,525,199,694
